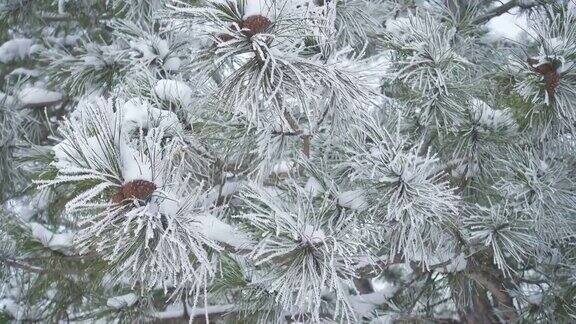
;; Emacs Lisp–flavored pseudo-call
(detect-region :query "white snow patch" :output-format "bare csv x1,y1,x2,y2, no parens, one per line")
197,214,253,250
372,279,398,298
0,298,23,320
370,315,398,324
29,222,74,254
350,291,391,318
17,87,62,108
470,98,516,132
220,180,241,197
154,79,193,106
106,293,138,309
119,98,182,135
29,44,43,55
485,3,529,41
130,38,181,71
154,302,236,319
4,197,36,221
304,177,324,198
385,17,409,35
244,0,269,18
8,68,40,78
337,190,368,211
120,143,153,183
271,160,293,176
0,39,33,63
164,57,182,71
526,292,543,305
301,224,325,244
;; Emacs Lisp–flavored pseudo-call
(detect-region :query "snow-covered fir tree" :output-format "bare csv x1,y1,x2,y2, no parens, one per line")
1,0,576,322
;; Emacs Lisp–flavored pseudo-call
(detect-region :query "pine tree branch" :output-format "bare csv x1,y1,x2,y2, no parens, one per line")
279,95,311,158
468,271,518,322
38,13,113,22
153,304,236,321
302,134,311,158
0,256,44,273
472,0,544,25
21,252,98,262
450,275,497,323
473,0,519,25
271,130,303,136
282,108,300,133
152,304,337,323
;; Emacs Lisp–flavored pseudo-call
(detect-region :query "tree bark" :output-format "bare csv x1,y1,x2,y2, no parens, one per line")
469,271,517,322
451,274,498,324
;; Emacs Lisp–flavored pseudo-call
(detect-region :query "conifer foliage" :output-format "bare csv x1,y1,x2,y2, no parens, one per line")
1,0,576,322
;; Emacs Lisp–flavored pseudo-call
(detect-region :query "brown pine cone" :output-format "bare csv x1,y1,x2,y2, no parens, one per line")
544,72,561,100
527,58,561,101
111,180,157,204
241,15,272,37
110,191,125,204
527,58,556,75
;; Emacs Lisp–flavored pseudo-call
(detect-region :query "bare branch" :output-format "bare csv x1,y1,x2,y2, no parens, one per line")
0,256,44,273
472,0,545,25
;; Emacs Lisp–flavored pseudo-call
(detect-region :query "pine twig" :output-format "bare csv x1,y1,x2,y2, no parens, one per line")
472,0,545,25
279,96,311,158
0,256,44,273
473,0,519,25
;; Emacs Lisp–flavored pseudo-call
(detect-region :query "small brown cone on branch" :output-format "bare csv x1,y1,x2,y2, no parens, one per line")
214,16,271,44
544,72,560,99
111,180,157,204
241,15,272,37
215,31,235,43
527,57,561,101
